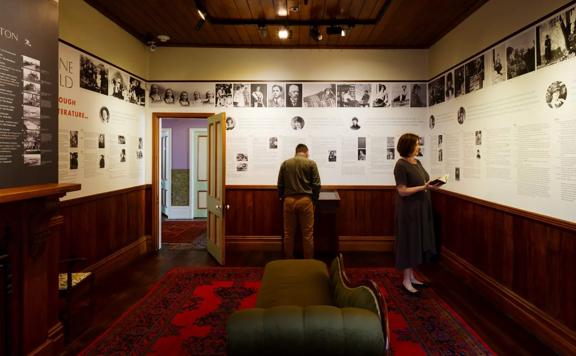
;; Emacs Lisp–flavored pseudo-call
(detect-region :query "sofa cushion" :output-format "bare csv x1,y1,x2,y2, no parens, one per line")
227,305,385,356
257,259,332,308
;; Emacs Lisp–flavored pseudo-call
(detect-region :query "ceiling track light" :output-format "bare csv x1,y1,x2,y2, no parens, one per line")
309,26,322,42
278,27,291,40
197,9,206,21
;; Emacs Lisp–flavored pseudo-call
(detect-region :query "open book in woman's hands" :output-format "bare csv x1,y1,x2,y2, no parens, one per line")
428,174,449,186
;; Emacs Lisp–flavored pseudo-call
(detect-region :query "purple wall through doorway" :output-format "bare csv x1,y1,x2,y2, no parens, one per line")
161,119,207,169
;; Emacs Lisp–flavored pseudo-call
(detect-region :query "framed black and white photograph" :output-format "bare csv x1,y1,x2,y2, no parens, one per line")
391,83,410,107
386,148,395,160
236,162,248,172
23,92,40,107
475,130,482,145
303,83,336,107
226,116,236,130
476,149,481,159
215,83,233,107
178,91,190,106
455,65,465,97
417,147,424,157
23,128,41,166
251,84,267,107
22,56,40,71
465,55,485,94
111,71,128,100
269,137,278,149
23,81,40,94
455,167,461,181
506,28,536,80
99,134,105,148
438,149,443,162
358,149,366,161
79,55,109,95
372,83,391,107
163,88,175,104
358,136,366,149
23,105,40,118
118,135,126,144
410,83,427,107
445,72,455,100
328,150,337,162
545,81,567,108
487,45,507,85
429,115,435,129
99,154,105,168
291,116,305,130
23,68,40,83
70,152,78,169
428,77,445,106
129,77,146,106
138,137,143,149
23,118,40,132
438,134,443,148
70,130,78,148
286,83,303,107
120,149,126,162
149,84,162,103
337,83,371,107
268,83,286,107
536,6,576,68
236,153,248,161
99,106,110,123
233,83,251,107
350,117,361,130
457,107,466,124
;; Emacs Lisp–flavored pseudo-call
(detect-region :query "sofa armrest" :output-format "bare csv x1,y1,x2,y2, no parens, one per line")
330,253,391,354
227,305,385,356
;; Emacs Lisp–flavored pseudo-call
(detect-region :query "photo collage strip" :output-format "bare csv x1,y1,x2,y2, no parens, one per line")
79,55,146,107
149,82,428,109
22,55,41,166
428,4,575,109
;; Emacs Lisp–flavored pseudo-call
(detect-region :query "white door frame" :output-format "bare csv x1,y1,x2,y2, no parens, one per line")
161,127,172,218
189,127,208,219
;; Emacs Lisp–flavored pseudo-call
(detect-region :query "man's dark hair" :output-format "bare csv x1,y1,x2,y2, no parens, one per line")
295,144,308,154
397,133,419,158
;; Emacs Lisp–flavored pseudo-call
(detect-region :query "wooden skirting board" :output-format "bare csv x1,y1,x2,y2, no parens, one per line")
226,235,394,252
441,247,576,355
85,235,151,280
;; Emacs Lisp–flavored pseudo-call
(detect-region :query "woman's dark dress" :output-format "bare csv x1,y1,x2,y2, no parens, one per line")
393,159,436,269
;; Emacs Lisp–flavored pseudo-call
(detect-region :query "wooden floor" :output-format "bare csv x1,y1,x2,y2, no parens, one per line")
63,246,555,355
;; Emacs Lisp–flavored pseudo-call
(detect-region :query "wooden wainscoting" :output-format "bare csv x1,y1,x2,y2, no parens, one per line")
225,186,397,252
432,190,576,354
59,185,152,279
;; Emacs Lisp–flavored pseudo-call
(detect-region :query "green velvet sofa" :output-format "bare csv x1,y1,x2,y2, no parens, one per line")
227,254,390,356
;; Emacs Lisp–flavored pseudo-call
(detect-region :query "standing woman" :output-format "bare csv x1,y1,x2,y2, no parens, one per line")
394,133,439,294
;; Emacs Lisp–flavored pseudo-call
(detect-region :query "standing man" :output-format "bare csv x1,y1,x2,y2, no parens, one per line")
277,144,321,259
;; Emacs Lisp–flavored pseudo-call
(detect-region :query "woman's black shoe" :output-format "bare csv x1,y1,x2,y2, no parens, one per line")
402,284,421,295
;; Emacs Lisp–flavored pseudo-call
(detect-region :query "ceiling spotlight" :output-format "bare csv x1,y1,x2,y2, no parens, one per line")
277,8,288,16
197,9,206,21
278,27,290,40
156,34,170,42
258,24,268,38
309,26,322,42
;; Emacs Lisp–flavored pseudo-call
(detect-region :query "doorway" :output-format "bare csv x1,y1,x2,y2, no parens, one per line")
155,114,211,249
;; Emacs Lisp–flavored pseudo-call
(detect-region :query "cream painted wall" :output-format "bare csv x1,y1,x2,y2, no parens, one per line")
58,0,149,78
429,0,572,77
149,47,428,81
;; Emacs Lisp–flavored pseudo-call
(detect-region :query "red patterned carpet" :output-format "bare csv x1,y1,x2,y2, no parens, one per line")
162,220,206,244
80,267,494,355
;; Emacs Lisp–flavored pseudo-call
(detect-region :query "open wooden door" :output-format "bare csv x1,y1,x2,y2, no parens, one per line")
207,113,226,264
